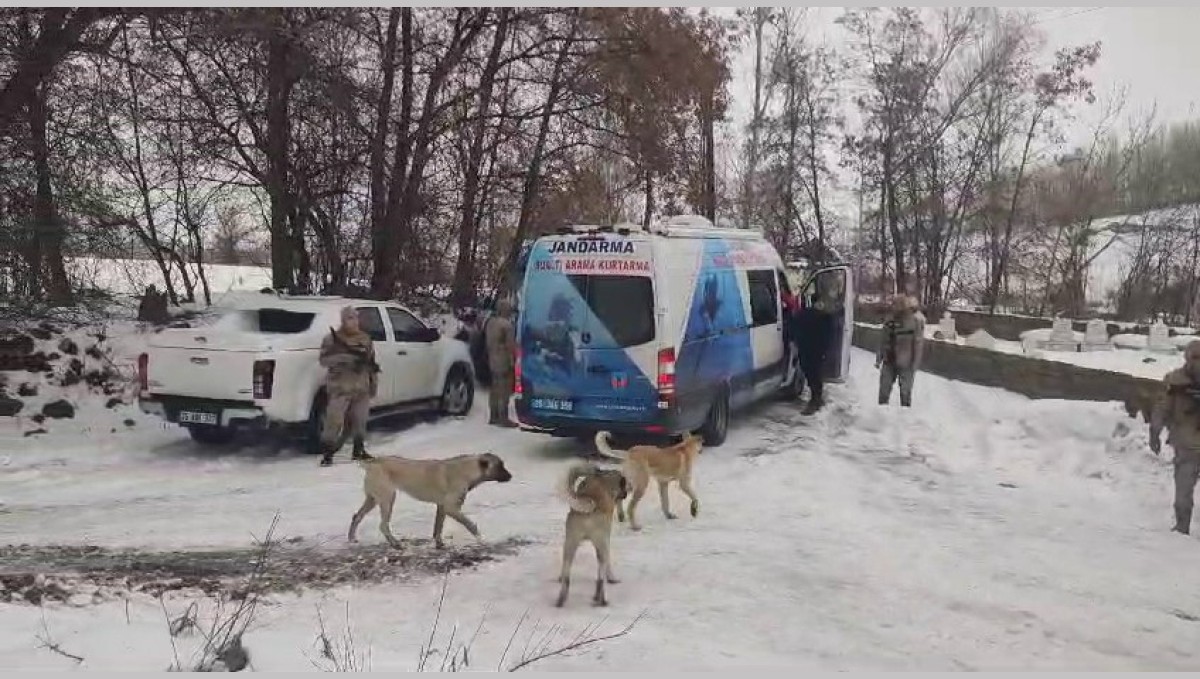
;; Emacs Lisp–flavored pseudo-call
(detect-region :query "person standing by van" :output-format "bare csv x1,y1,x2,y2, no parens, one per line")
793,288,834,415
485,297,518,428
876,294,925,407
318,306,379,467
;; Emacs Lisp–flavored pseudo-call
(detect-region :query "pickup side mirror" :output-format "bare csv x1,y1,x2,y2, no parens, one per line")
398,327,440,343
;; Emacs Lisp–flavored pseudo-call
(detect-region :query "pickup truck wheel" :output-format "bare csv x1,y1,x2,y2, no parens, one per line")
187,425,236,445
441,365,474,416
698,387,730,447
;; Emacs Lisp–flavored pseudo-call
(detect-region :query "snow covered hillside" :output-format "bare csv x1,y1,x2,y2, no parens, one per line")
66,257,272,305
2,349,1199,670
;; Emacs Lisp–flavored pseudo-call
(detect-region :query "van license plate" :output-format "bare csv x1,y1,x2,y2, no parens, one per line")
179,411,218,425
530,397,574,413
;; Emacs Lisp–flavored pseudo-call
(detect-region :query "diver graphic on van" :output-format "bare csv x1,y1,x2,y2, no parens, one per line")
522,293,579,375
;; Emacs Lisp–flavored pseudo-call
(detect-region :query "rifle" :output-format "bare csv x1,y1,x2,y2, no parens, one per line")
328,328,381,374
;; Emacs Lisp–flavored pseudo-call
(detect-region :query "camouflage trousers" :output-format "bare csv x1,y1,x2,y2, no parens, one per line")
879,364,916,407
321,390,370,450
489,371,514,424
1174,448,1200,515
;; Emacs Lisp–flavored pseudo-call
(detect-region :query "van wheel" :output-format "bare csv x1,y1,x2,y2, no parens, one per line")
187,425,235,446
304,392,328,455
699,388,730,447
441,364,474,416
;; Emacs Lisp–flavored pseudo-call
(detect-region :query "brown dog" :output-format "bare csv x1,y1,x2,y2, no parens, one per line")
347,453,512,548
557,462,628,607
594,430,702,531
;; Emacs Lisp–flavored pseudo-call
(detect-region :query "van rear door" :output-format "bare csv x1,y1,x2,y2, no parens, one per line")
574,274,657,423
518,235,658,424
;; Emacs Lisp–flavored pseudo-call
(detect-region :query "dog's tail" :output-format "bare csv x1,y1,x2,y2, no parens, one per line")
563,462,598,513
593,431,626,462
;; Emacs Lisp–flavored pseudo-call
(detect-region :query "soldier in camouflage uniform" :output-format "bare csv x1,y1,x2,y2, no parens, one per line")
1149,339,1200,534
318,306,380,467
485,298,518,428
876,294,925,407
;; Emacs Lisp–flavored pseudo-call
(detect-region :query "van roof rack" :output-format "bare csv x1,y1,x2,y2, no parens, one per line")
551,216,766,241
556,222,647,236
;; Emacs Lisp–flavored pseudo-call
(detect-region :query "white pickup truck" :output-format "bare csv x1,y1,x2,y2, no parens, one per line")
138,295,475,450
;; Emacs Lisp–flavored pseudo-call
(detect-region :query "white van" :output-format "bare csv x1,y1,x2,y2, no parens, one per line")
513,215,853,446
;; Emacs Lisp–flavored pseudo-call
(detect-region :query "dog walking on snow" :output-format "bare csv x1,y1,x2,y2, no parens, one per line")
593,431,703,531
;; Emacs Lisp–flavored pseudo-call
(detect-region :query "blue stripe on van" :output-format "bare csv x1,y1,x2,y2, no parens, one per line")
675,239,755,399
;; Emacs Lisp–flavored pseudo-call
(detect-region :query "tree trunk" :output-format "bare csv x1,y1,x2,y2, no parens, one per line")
642,172,655,227
368,8,400,297
265,10,296,291
493,12,579,298
0,9,111,139
372,8,412,299
28,83,71,305
741,8,767,230
883,147,906,294
451,9,510,308
987,113,1040,312
701,91,716,222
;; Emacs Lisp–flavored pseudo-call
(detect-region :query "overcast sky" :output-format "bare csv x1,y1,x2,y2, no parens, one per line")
720,6,1200,145
711,6,1200,225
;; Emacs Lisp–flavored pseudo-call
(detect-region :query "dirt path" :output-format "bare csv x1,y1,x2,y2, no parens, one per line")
0,537,530,604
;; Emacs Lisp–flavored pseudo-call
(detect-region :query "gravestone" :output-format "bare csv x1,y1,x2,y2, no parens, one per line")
1044,317,1079,352
938,314,958,341
1081,319,1112,351
965,329,996,351
1148,321,1174,353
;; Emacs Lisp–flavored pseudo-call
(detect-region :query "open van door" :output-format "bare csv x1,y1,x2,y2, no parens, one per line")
800,265,854,383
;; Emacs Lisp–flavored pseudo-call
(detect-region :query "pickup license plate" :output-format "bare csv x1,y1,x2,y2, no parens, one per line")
178,410,218,426
530,397,574,413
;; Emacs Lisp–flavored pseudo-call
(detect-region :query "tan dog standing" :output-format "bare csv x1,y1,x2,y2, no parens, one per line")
557,463,628,607
594,431,703,531
347,453,513,548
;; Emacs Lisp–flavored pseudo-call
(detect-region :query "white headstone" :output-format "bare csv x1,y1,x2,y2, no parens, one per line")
965,329,996,351
1081,319,1112,351
1044,317,1078,352
938,314,957,341
1148,321,1174,353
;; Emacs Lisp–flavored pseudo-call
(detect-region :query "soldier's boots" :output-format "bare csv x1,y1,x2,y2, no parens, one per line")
319,444,335,468
802,398,824,416
351,437,373,461
1174,505,1192,535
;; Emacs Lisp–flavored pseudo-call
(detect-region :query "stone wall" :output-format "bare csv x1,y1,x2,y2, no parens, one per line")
855,304,1184,342
852,324,1161,422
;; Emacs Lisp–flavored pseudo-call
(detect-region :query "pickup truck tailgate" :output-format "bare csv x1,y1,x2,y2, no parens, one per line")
145,329,271,400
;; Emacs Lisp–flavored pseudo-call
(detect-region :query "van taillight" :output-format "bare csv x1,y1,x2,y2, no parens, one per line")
253,360,275,399
657,347,676,406
514,348,523,395
137,353,149,393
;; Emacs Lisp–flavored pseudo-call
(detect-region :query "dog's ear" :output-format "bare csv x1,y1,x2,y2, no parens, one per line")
478,457,490,471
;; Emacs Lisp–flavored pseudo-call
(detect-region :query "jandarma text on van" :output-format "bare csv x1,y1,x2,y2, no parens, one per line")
547,240,636,254
534,258,651,272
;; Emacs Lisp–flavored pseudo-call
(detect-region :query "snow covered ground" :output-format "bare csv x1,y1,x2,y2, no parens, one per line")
2,349,1200,670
